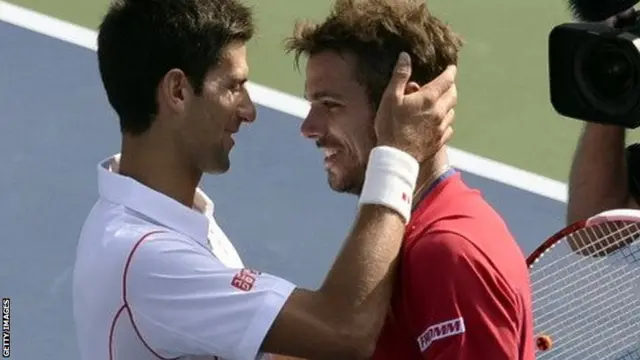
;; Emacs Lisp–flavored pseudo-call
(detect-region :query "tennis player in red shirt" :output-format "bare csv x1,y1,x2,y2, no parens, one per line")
285,0,536,359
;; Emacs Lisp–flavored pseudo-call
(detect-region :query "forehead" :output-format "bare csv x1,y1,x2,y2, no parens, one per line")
305,50,360,97
210,41,248,78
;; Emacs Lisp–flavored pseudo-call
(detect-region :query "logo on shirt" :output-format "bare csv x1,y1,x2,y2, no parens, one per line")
230,269,261,292
416,317,465,352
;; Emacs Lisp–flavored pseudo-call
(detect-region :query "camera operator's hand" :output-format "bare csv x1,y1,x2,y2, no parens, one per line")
601,7,636,27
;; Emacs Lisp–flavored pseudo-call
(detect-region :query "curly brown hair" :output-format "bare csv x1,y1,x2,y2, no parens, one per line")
285,0,463,109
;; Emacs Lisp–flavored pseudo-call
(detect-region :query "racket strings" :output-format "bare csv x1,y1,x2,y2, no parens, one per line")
553,312,640,360
532,250,638,311
531,222,640,309
542,291,640,359
529,220,640,359
535,293,640,358
534,268,640,335
531,221,640,315
531,221,638,287
572,323,640,360
533,263,640,356
532,240,640,317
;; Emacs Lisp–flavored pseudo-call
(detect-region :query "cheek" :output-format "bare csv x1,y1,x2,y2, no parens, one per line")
339,114,376,162
199,97,228,133
183,102,221,147
353,132,376,166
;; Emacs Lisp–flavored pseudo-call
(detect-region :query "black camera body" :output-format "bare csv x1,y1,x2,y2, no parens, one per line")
549,0,640,128
549,20,640,128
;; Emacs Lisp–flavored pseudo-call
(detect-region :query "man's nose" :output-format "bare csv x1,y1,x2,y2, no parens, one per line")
239,90,257,123
300,111,326,139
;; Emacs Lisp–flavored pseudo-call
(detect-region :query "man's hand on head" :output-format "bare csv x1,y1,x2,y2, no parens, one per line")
373,52,457,163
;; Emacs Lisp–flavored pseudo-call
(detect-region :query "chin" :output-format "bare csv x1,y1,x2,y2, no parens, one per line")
203,166,229,175
201,153,231,174
327,169,363,195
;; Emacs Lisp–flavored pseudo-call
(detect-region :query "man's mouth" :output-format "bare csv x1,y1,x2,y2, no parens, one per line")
224,130,238,148
322,148,340,168
323,148,339,159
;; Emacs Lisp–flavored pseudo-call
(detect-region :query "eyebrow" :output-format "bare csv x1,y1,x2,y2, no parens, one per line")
230,74,248,84
228,67,249,82
304,90,345,101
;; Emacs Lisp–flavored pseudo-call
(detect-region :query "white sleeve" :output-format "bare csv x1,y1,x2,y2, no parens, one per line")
124,234,296,360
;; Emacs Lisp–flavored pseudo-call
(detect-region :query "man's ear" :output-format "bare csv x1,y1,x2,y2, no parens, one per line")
405,81,420,94
159,68,191,115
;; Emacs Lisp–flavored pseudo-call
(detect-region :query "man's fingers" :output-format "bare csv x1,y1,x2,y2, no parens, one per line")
431,83,458,118
439,125,454,148
438,110,456,147
383,52,413,100
439,108,456,132
419,65,457,103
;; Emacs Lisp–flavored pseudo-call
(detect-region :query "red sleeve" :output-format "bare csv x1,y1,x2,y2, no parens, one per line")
406,231,522,360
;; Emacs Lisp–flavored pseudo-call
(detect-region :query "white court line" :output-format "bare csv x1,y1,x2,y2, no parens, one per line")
0,0,569,203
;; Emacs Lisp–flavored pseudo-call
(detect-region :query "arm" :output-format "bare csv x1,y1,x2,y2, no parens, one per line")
567,123,638,225
406,232,523,360
261,204,405,359
567,123,640,255
126,193,408,360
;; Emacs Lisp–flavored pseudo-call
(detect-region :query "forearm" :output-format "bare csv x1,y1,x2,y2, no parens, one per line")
261,148,414,359
318,204,403,334
261,205,405,360
567,123,630,223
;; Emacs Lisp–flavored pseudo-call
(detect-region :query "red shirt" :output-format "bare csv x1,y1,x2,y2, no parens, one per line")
371,171,535,360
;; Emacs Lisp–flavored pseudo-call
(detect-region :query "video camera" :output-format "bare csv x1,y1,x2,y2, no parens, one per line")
549,0,640,128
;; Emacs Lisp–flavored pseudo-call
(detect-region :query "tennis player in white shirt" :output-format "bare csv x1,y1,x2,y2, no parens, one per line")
71,1,458,360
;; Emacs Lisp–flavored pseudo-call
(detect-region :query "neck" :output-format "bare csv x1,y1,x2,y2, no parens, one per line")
411,149,450,209
118,131,202,208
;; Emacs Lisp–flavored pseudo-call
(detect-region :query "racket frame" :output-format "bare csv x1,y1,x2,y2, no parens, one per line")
526,208,640,267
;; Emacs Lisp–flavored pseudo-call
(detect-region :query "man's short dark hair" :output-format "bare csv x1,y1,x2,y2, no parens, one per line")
97,0,254,135
285,0,463,110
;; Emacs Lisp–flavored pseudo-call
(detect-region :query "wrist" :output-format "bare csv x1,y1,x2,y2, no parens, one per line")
583,122,626,137
358,146,420,224
375,139,419,162
581,123,626,152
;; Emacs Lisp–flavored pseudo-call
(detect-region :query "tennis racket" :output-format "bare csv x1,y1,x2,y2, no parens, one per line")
527,208,640,360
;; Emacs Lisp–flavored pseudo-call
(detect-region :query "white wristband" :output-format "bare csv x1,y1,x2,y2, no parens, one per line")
358,146,420,224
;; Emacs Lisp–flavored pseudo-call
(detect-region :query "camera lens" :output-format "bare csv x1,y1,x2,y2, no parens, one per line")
581,42,637,103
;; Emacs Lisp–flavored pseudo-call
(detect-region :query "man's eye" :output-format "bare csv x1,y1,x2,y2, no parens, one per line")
323,101,340,109
229,80,246,92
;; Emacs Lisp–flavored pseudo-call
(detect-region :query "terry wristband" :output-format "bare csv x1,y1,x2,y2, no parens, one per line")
358,146,420,224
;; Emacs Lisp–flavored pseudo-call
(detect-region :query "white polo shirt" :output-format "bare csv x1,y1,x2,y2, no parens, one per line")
72,154,296,360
